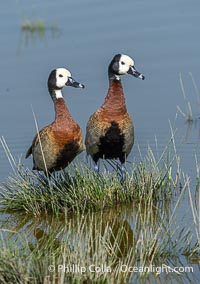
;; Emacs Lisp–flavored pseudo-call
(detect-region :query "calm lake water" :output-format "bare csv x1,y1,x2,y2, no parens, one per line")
0,0,200,282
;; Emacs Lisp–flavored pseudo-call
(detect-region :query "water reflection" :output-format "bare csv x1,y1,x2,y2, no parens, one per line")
0,196,198,283
1,197,198,262
181,120,200,144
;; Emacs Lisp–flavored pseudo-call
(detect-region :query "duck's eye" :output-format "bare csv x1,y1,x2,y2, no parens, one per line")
121,61,125,65
59,74,63,78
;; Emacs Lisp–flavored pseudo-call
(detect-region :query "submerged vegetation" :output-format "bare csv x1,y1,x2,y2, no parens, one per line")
19,18,60,48
21,19,57,33
21,19,45,32
177,73,200,122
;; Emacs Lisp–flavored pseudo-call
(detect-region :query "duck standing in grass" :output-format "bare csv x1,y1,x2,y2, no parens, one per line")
26,68,85,175
85,54,145,182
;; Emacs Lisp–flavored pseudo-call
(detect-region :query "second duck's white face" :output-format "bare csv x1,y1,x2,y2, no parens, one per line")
55,68,72,88
118,54,135,75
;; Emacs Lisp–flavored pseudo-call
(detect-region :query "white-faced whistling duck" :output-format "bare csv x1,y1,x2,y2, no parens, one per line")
26,68,85,175
85,54,145,182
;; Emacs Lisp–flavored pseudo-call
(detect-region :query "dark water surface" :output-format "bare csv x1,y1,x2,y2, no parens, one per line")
0,0,200,282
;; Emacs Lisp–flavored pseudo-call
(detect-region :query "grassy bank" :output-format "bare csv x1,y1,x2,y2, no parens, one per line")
0,134,182,216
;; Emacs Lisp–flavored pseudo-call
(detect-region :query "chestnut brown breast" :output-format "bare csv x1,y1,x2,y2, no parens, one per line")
26,98,85,173
85,80,134,164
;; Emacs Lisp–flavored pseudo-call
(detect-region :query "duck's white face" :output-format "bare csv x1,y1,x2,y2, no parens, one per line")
118,54,134,75
55,68,72,88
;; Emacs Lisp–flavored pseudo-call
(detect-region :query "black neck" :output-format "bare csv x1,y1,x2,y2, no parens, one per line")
108,64,121,85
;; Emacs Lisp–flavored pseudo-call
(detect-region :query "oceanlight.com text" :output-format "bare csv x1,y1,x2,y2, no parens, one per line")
48,263,194,275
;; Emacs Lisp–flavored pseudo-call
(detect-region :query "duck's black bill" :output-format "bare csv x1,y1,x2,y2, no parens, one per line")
66,77,85,88
127,66,145,80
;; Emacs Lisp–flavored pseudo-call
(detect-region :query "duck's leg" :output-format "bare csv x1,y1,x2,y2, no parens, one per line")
94,161,99,173
120,163,126,184
92,156,100,173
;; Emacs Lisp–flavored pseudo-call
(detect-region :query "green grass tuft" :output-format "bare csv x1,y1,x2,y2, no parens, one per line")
0,154,179,216
0,130,185,216
21,19,57,33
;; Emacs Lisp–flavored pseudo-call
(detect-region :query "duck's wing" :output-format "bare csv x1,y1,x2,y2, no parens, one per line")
25,145,32,159
85,111,114,157
25,126,49,159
